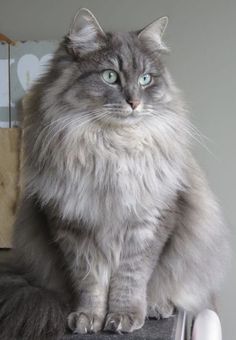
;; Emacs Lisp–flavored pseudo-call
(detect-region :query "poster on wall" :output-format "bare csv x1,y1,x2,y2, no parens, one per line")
0,40,58,128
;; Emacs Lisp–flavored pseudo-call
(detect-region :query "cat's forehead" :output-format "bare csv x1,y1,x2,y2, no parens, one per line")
103,31,158,73
109,32,139,54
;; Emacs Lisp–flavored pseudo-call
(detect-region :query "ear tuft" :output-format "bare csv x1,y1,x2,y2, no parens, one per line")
138,16,169,52
67,8,106,56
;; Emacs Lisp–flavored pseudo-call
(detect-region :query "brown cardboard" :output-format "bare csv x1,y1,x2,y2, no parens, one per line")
0,128,22,248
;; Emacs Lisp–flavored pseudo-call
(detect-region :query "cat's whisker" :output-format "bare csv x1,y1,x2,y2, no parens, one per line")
45,110,104,136
185,121,213,145
35,117,82,153
103,104,123,108
55,111,110,150
36,110,106,155
176,120,215,157
35,110,100,149
41,108,104,132
145,109,215,158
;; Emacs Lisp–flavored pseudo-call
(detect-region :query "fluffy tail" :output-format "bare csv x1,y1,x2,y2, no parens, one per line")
0,262,68,340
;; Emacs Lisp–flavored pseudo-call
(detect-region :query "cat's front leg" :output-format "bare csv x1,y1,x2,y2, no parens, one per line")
56,227,109,334
104,267,147,333
104,227,160,333
67,276,108,334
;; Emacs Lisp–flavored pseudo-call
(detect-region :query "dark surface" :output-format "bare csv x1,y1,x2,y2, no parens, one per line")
0,252,177,340
62,316,177,340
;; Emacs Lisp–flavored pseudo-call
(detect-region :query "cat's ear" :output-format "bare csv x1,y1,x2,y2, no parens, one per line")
67,8,106,56
138,16,169,52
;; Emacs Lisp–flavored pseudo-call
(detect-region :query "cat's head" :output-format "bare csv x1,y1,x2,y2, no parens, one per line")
39,9,183,129
24,9,191,181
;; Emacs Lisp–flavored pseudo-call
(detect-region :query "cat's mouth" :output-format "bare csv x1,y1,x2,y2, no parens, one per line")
111,111,143,124
102,104,143,123
115,111,136,119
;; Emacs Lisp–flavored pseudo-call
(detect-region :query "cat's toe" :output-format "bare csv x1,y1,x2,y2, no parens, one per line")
67,311,103,334
147,301,175,320
104,312,144,333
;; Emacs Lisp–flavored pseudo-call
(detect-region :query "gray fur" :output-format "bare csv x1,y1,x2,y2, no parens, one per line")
0,8,229,338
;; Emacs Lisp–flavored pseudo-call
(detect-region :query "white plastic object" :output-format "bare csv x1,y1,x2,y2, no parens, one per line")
192,309,222,340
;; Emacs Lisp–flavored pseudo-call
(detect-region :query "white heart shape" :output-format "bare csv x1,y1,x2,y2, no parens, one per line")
17,54,53,91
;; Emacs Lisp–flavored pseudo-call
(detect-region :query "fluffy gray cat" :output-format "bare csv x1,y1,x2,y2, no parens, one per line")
0,8,229,340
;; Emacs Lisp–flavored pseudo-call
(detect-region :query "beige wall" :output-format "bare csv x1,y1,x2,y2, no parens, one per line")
1,0,235,338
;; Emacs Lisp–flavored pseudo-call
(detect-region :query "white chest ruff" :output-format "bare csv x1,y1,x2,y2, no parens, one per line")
36,126,183,228
55,150,178,228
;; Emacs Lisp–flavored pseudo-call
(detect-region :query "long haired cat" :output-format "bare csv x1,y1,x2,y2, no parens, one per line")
0,8,228,340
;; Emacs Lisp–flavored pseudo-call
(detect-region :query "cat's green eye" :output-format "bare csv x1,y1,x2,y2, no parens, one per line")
102,70,118,84
139,74,152,86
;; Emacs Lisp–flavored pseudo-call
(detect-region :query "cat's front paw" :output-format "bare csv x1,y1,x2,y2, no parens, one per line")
67,311,104,334
104,311,144,333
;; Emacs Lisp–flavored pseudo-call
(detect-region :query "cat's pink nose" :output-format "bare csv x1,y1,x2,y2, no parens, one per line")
127,99,140,110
